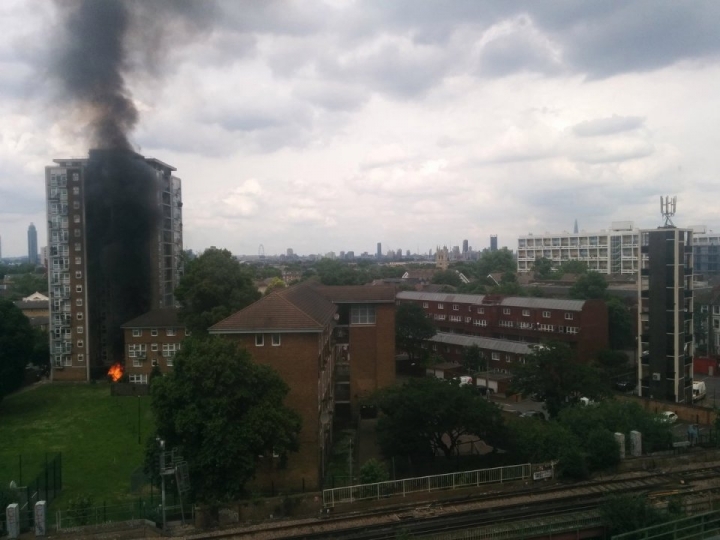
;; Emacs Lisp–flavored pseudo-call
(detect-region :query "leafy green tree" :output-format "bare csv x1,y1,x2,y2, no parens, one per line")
457,281,487,295
149,337,302,502
30,328,50,372
607,297,634,350
557,444,588,480
532,257,555,279
595,349,630,380
396,303,436,362
474,248,516,277
174,248,260,335
5,272,48,300
510,342,609,418
508,418,580,463
461,344,486,374
264,277,287,295
0,300,34,401
431,270,462,287
600,494,673,536
570,271,608,299
585,429,620,471
558,260,588,275
359,459,389,484
557,400,671,453
372,378,506,460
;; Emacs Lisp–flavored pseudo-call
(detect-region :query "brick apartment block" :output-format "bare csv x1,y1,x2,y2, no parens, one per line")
396,291,608,361
121,308,188,384
209,282,395,492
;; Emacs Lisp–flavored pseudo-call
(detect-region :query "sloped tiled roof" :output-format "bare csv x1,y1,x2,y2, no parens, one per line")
14,300,48,310
121,308,181,329
396,291,586,311
313,284,396,303
209,282,336,333
430,332,534,356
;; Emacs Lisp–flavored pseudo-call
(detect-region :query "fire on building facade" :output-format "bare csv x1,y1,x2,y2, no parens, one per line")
45,150,183,381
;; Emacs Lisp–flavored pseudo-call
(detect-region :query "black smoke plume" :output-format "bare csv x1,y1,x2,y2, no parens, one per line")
55,0,137,150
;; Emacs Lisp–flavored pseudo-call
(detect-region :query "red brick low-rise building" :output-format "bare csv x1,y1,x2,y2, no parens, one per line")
397,291,608,361
209,282,395,492
121,308,188,384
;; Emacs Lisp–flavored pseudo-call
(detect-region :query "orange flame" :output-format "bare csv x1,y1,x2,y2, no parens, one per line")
108,363,124,382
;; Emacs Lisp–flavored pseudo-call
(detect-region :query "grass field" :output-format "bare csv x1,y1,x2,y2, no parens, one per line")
0,382,155,507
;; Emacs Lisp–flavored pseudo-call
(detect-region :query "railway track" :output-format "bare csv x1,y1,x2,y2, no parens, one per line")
181,462,720,540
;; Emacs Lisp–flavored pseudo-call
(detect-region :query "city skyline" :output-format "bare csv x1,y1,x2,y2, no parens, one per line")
3,2,720,256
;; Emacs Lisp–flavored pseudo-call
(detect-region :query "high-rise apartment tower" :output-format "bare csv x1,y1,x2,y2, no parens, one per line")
45,150,183,381
637,227,693,403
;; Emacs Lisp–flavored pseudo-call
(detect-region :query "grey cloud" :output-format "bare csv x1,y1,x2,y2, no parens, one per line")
573,116,645,137
477,32,563,77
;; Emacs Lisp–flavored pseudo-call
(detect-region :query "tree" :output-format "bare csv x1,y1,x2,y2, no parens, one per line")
508,418,580,464
570,271,608,300
431,270,462,288
461,345,486,374
532,257,555,279
475,248,516,277
0,300,34,401
510,342,609,418
594,349,630,381
395,303,436,362
359,459,389,484
558,260,588,275
600,494,673,536
174,248,260,335
585,429,620,471
264,277,287,295
148,337,302,502
607,297,634,350
372,378,506,461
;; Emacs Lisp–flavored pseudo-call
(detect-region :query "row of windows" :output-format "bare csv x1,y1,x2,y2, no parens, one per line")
256,334,282,346
131,328,188,337
129,343,180,357
421,302,574,320
133,357,174,368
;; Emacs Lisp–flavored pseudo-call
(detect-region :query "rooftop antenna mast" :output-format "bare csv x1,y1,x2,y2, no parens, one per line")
660,196,676,227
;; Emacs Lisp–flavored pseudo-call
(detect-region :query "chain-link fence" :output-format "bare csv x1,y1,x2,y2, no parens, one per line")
0,453,62,534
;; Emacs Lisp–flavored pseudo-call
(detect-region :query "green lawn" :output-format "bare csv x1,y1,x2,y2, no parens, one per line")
0,383,155,507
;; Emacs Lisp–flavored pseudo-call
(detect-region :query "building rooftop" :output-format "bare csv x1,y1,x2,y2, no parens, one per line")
314,284,396,303
430,332,534,356
210,282,337,334
396,291,586,311
121,308,181,329
14,300,48,310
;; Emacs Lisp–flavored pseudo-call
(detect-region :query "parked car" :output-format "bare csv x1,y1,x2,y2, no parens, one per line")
658,411,679,424
519,411,546,420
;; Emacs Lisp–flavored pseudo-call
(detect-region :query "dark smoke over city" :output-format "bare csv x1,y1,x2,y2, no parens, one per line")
51,0,203,366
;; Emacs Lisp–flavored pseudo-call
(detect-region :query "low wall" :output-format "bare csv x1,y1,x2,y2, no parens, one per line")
617,394,717,426
110,383,150,397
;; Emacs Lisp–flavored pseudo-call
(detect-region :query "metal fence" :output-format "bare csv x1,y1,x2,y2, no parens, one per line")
612,510,720,540
322,463,531,507
0,453,62,534
55,501,192,531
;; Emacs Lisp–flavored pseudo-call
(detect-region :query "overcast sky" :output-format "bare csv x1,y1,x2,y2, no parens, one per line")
2,1,720,258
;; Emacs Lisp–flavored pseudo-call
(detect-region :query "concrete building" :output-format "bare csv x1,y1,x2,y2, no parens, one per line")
462,239,469,254
45,150,183,381
397,291,608,362
637,227,694,403
376,242,382,258
209,282,396,491
121,308,188,384
690,226,720,275
490,235,498,252
517,222,639,275
27,223,38,266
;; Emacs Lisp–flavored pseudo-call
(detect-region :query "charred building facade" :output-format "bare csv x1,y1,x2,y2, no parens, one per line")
637,227,694,403
45,150,183,381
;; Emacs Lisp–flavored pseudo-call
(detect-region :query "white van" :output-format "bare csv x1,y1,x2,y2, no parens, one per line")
693,381,706,402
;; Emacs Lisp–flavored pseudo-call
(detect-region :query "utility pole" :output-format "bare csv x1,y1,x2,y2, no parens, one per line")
158,438,166,531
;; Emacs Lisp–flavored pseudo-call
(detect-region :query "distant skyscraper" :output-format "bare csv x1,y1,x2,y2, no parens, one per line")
286,248,294,257
462,239,468,254
27,223,38,265
490,235,498,252
376,242,382,258
573,219,579,234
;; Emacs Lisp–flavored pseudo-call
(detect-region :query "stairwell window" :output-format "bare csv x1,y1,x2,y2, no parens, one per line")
351,304,376,324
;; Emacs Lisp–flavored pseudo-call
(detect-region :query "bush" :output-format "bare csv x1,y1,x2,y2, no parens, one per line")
359,459,389,484
558,445,588,480
67,495,94,526
586,429,620,471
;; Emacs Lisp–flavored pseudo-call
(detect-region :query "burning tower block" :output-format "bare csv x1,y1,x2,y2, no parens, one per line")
45,151,183,381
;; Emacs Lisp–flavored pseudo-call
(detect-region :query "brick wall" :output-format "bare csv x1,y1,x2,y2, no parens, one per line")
224,332,323,491
123,327,187,382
